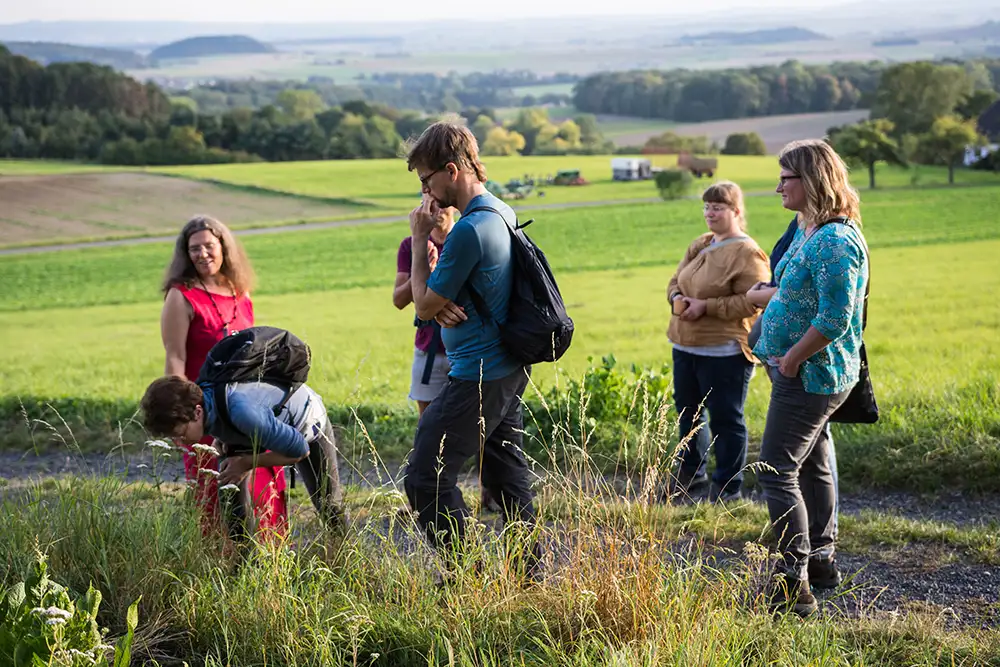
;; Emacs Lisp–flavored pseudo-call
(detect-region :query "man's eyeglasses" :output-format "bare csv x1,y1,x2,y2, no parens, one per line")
778,174,801,187
419,167,445,187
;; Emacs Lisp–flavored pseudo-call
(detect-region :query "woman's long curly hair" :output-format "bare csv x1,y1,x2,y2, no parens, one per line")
162,215,255,296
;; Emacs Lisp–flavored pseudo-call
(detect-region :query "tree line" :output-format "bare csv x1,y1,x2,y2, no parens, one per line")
830,61,1000,186
176,70,576,117
573,59,1000,123
0,47,605,164
2,45,998,168
0,46,594,164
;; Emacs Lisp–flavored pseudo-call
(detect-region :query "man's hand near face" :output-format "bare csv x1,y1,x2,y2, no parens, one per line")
409,197,447,238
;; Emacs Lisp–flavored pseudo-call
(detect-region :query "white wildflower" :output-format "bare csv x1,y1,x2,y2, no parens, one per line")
32,606,72,619
147,440,172,450
192,443,220,456
45,617,67,625
219,483,240,492
199,468,220,478
137,464,149,470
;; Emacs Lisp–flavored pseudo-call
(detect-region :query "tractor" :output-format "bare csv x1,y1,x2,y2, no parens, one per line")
553,169,588,186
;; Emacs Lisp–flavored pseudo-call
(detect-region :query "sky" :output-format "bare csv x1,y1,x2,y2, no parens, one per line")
4,0,854,24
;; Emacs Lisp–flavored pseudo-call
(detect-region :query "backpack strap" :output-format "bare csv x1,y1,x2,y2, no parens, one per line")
211,381,301,445
459,204,533,326
420,322,442,385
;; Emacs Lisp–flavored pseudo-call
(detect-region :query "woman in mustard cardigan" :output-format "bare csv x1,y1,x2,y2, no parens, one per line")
666,181,770,503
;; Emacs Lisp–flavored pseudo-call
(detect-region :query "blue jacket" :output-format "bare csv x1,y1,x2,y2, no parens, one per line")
201,382,328,459
769,218,799,283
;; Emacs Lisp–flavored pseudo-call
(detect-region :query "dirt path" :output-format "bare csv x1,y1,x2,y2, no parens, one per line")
2,449,997,627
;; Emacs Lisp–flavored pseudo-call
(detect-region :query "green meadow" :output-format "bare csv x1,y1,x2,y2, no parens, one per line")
2,168,1000,665
154,155,1000,211
2,186,998,492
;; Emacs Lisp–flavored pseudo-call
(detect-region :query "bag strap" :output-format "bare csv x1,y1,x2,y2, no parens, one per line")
826,218,871,332
697,235,752,256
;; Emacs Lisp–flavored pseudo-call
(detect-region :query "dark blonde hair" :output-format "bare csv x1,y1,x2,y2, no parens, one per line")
162,215,255,296
779,140,862,226
141,375,203,436
405,121,488,183
702,180,747,231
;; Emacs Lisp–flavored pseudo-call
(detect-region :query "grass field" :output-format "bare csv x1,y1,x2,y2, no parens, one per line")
0,172,373,246
612,110,873,153
155,155,1000,213
2,175,999,665
2,185,998,492
5,155,998,248
5,474,998,665
126,36,973,82
510,82,577,97
491,108,871,151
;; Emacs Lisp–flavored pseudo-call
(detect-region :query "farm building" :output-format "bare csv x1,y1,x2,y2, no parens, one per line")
611,158,653,181
966,100,1000,166
977,99,1000,142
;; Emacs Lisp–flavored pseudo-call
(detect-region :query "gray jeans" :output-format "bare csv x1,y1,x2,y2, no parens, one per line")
222,420,346,541
758,367,849,581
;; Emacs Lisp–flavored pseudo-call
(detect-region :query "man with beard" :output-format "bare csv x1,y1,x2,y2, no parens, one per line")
402,120,539,582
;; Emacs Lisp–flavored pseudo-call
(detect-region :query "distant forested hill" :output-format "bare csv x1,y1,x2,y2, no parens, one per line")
2,41,149,69
922,21,1000,42
149,35,274,60
678,27,829,46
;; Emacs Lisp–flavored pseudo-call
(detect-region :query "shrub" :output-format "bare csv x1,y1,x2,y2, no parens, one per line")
523,354,676,470
721,132,767,156
654,168,693,200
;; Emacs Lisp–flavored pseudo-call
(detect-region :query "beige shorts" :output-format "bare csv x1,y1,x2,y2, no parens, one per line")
408,347,451,403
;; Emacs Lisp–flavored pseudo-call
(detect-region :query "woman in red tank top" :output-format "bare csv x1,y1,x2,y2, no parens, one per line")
160,216,288,538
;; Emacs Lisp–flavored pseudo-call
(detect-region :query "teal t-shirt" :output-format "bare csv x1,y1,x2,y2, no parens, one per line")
427,192,522,381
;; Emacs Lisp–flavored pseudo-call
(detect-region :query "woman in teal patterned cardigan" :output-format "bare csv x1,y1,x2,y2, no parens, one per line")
746,139,869,618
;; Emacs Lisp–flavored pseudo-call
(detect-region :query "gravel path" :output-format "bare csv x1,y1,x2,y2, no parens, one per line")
2,449,998,627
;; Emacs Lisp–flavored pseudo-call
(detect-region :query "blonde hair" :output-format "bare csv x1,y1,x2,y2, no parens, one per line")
779,140,862,226
702,180,747,231
162,215,255,296
405,120,488,183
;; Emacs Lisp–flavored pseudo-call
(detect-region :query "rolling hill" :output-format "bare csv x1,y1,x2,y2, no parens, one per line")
677,27,829,46
921,20,1000,42
2,41,148,68
149,35,275,61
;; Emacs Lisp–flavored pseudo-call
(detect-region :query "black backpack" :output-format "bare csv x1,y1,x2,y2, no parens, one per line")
465,206,574,365
196,326,312,439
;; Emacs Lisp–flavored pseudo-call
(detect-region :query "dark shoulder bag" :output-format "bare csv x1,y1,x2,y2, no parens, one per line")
829,223,878,424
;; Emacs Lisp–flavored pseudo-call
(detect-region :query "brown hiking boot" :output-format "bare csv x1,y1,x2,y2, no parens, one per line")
808,556,842,590
768,574,818,618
